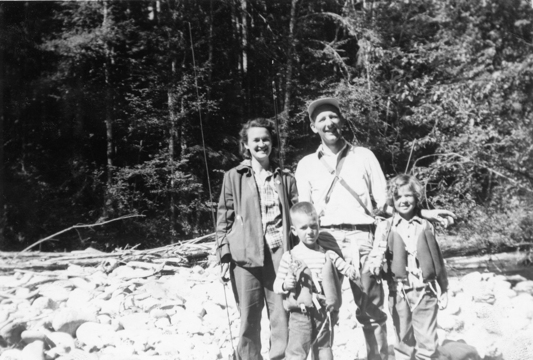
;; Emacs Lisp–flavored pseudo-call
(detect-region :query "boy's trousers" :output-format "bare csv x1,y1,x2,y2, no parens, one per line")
320,227,388,360
388,287,439,360
230,243,288,360
285,306,337,360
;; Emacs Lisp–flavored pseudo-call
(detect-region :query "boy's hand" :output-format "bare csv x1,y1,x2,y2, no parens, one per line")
439,292,448,310
283,273,297,291
347,265,360,282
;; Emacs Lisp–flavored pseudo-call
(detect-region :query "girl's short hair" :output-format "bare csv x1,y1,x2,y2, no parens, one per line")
238,118,278,160
386,174,425,208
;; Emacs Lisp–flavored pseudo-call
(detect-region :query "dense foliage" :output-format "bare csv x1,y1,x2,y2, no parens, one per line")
1,0,532,252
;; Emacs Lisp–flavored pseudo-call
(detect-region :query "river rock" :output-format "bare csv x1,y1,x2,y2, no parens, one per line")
21,340,45,360
514,279,533,294
31,296,57,312
38,282,72,303
45,331,75,354
118,312,150,330
0,321,27,345
66,288,94,309
51,307,98,336
20,329,47,344
76,322,116,349
0,349,23,360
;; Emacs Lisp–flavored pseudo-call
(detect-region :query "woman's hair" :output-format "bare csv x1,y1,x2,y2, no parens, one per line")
238,118,278,160
386,174,425,208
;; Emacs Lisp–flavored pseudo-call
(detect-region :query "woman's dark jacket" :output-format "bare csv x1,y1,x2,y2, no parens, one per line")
216,160,298,267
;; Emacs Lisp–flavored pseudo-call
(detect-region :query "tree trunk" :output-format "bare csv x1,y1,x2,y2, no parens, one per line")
103,1,114,216
168,59,178,236
0,4,5,247
240,0,250,116
280,0,298,168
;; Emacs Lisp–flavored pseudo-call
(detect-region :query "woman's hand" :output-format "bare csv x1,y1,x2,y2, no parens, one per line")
219,263,230,283
420,209,457,228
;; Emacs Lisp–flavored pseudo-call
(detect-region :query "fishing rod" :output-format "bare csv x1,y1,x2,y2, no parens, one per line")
271,79,284,170
188,22,235,360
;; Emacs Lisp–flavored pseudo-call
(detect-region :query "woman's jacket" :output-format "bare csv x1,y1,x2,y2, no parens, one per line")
216,160,298,268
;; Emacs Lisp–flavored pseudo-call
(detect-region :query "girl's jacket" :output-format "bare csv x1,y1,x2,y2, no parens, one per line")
216,160,298,267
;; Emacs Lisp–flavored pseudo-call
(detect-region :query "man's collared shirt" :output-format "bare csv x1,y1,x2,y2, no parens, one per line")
295,142,387,226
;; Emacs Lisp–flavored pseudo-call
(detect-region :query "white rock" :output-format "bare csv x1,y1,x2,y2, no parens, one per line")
69,277,97,291
66,288,94,309
31,297,57,312
21,340,45,360
51,307,98,336
437,313,463,331
38,283,71,303
45,332,75,355
76,322,116,349
20,330,47,344
514,280,533,294
0,349,24,360
119,312,150,330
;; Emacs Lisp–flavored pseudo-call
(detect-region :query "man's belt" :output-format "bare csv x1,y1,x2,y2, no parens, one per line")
321,224,373,231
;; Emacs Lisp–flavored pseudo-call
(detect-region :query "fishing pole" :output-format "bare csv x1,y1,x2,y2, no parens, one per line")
188,22,235,359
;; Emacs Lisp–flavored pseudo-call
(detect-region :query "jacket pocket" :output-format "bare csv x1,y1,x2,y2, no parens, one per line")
227,215,246,264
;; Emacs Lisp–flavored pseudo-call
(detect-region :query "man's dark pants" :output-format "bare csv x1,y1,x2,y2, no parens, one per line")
321,228,389,360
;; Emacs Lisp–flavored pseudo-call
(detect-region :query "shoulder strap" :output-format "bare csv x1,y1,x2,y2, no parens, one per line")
318,146,374,218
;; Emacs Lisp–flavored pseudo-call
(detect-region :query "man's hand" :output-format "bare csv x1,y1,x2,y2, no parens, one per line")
283,273,297,291
219,263,230,283
421,209,457,228
439,291,448,310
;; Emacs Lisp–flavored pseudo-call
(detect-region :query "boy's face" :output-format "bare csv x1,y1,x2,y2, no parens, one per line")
393,185,417,219
291,212,320,249
310,105,345,147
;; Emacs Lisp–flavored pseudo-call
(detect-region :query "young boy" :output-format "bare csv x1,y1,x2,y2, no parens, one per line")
366,174,448,360
274,202,359,360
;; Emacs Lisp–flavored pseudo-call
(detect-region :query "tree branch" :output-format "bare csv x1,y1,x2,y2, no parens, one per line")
19,214,146,254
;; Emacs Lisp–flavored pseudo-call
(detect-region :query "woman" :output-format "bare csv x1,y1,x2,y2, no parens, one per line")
216,118,298,360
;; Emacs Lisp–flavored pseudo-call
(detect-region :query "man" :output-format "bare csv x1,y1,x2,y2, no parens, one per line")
295,97,455,360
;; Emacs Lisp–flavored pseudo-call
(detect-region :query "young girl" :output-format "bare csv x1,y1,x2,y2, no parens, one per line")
216,118,298,360
367,174,448,360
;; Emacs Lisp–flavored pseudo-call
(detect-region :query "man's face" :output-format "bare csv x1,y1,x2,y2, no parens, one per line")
310,105,345,146
291,212,320,249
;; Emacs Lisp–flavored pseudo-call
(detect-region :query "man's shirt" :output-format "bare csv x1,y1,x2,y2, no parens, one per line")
295,142,387,226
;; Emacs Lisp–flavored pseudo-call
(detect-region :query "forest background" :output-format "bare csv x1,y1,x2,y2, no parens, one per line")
1,0,532,254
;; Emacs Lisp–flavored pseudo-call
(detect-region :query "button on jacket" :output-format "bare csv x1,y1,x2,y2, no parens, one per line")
216,160,298,267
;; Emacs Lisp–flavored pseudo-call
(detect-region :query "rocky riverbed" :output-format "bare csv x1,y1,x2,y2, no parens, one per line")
1,254,532,360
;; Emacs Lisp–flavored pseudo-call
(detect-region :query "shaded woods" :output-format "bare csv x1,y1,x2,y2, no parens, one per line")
1,0,532,252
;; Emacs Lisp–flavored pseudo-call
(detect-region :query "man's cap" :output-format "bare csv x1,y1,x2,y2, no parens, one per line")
307,97,340,120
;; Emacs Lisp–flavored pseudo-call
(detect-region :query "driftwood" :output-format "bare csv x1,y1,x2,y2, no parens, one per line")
0,232,217,275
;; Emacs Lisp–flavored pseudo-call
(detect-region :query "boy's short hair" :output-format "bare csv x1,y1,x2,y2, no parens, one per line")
386,174,425,208
290,201,318,221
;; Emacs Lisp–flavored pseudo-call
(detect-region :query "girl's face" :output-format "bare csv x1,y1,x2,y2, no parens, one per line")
244,127,272,164
393,185,417,219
